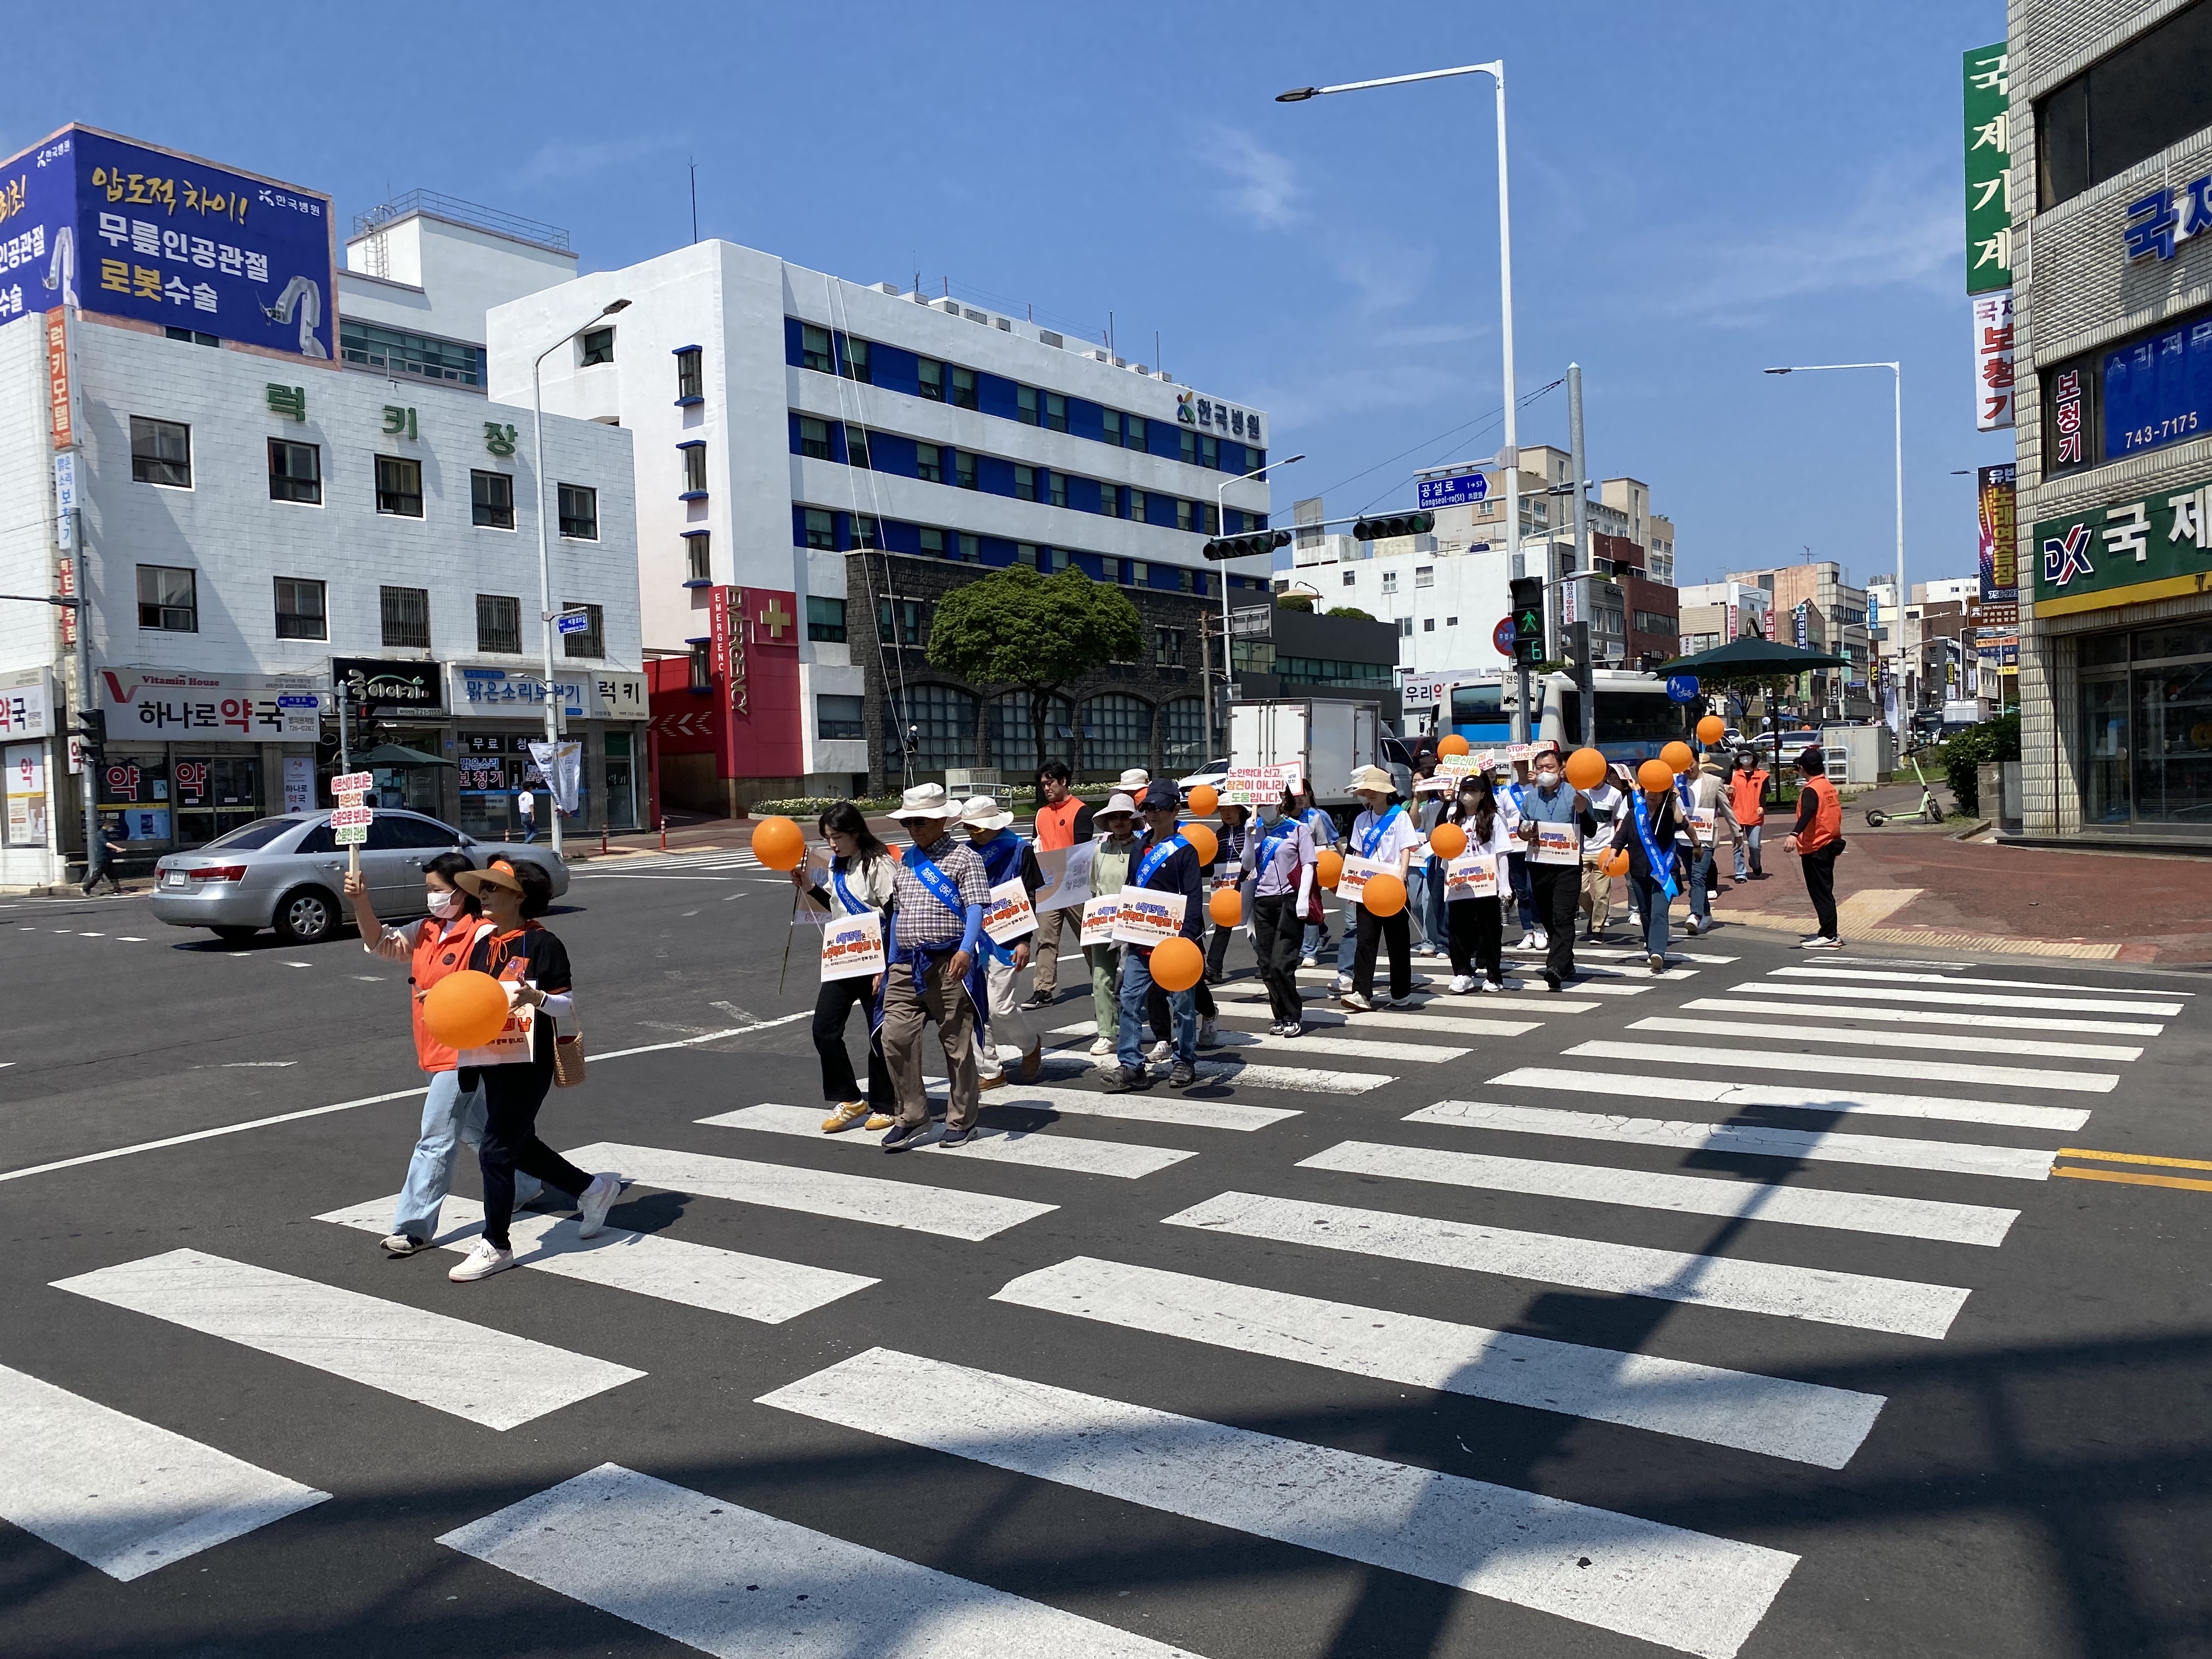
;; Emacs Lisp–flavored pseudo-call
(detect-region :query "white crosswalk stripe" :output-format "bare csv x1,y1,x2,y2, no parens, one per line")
1773,966,2188,997
314,1194,877,1322
992,1257,1884,1468
1404,1101,2058,1181
1564,1039,2118,1094
1627,1013,2143,1063
1037,1047,1394,1094
1211,1000,1549,1036
442,1462,1199,1658
758,1347,1800,1659
1489,1065,2093,1131
1164,1191,1973,1337
1050,1020,1474,1062
561,1141,1057,1240
1733,980,2186,1017
50,1249,644,1429
1211,980,1605,1014
0,1362,329,1581
1681,995,2165,1037
923,1078,1297,1130
701,1103,1195,1179
1297,1139,2018,1245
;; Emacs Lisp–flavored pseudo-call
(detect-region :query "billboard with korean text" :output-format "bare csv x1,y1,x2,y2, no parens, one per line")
0,125,334,358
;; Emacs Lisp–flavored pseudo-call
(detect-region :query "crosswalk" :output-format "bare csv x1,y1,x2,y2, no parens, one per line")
569,847,768,881
6,940,2196,1656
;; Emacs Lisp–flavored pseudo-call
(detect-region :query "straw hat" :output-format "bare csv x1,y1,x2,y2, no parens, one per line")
895,782,964,820
1097,792,1139,820
1348,764,1395,795
454,864,523,898
959,794,1014,832
1116,768,1152,790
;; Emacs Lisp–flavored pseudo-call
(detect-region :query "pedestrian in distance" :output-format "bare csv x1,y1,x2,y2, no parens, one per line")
878,783,991,1152
515,786,537,844
346,851,554,1257
1785,744,1847,950
81,815,128,895
1244,785,1318,1035
1024,760,1093,1011
1297,784,1339,965
1682,753,1741,937
794,803,897,1135
960,794,1046,1090
1441,772,1513,993
1609,765,1699,974
443,860,622,1283
1731,751,1770,880
1515,747,1599,992
1107,782,1206,1091
1084,793,1141,1057
1341,764,1421,1012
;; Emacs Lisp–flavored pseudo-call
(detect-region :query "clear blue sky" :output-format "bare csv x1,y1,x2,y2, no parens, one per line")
6,1,2012,593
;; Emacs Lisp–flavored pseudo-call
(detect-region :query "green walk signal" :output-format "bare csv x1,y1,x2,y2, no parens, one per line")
1508,575,1545,667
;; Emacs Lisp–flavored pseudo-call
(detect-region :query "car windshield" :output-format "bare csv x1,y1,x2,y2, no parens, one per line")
200,817,301,851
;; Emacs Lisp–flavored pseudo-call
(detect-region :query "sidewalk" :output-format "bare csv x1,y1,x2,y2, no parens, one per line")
1708,782,2212,962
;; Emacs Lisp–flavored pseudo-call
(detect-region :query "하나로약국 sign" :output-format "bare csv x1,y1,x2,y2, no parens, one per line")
0,125,335,357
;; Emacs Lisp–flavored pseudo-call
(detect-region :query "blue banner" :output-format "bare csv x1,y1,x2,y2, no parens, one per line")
0,125,334,358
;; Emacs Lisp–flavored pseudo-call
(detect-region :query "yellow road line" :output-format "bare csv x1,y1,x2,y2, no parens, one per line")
2055,1147,2212,1172
2053,1166,2212,1194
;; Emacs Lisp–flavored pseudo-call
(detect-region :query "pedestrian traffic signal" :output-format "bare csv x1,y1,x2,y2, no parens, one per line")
1508,575,1545,667
1202,528,1293,561
75,710,105,743
1352,510,1435,542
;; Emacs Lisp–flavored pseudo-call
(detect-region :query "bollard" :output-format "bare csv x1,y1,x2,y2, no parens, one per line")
658,816,668,853
600,826,609,856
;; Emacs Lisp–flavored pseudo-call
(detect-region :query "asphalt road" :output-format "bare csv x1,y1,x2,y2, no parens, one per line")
4,851,2209,1659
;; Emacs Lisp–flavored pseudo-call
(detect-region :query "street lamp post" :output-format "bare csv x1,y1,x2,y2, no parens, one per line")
1280,59,1521,675
532,297,630,855
1764,361,1905,741
1215,453,1302,753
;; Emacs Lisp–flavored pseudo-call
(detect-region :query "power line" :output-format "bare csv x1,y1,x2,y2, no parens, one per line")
1312,376,1565,517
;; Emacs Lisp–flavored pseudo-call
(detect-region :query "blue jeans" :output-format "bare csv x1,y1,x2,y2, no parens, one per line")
1118,947,1196,1069
1735,824,1763,879
1406,865,1434,950
1301,917,1331,959
1689,845,1717,924
1506,854,1538,932
1336,905,1359,975
1628,871,1674,959
393,1068,543,1241
1420,859,1449,946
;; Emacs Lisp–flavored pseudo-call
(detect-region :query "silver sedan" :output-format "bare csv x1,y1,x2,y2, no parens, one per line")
149,810,572,945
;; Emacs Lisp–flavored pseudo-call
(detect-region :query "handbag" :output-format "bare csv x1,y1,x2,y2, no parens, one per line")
552,1024,586,1088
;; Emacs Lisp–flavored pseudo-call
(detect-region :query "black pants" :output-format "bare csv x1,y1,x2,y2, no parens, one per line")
1802,844,1842,938
1353,904,1412,999
1205,913,1238,979
475,1058,595,1251
1530,865,1580,981
1251,893,1306,1023
1149,970,1215,1037
812,975,891,1107
1447,896,1503,983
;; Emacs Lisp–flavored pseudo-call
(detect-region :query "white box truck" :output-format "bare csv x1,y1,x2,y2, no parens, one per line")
1231,698,1380,807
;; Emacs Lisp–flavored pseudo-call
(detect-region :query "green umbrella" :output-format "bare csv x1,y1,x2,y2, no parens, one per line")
1657,636,1847,675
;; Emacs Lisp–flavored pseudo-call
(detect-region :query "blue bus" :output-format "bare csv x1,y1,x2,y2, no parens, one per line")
1430,669,1688,763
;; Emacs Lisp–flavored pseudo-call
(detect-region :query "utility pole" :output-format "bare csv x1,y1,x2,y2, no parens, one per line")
1567,363,1595,747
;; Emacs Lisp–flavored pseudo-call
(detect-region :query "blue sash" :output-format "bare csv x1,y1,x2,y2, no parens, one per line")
1357,803,1403,859
976,831,1025,886
1632,791,1679,899
830,864,870,916
1256,816,1299,876
1135,833,1188,887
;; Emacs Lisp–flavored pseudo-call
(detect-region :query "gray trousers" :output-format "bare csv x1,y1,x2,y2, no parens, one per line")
882,955,980,1131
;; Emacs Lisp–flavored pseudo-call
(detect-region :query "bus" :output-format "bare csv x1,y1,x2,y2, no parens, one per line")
1425,668,1689,763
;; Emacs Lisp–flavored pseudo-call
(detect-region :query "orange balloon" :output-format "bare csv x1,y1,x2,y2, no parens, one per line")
1316,848,1344,889
1181,822,1218,866
1436,733,1470,757
1601,849,1630,879
1187,784,1219,816
1362,872,1408,917
1209,887,1243,927
1661,741,1696,775
1638,759,1677,792
421,969,512,1049
1564,747,1607,791
1429,821,1468,860
1696,715,1726,746
751,815,806,871
1149,935,1205,992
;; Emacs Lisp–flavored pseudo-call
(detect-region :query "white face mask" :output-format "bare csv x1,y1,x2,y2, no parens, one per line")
427,889,462,919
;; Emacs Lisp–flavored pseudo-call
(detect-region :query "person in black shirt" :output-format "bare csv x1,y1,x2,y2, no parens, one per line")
444,861,622,1282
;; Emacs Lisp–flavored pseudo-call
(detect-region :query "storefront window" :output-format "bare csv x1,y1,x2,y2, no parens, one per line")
604,732,638,832
2132,660,2212,824
99,754,171,845
458,733,528,837
2078,678,2130,825
173,755,263,847
2076,623,2212,829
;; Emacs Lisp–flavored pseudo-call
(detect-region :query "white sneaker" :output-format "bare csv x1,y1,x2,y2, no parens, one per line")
1198,1019,1221,1048
1477,977,1505,994
1531,930,1549,950
447,1238,515,1282
1330,974,1351,994
1149,1038,1172,1063
1516,932,1537,950
575,1172,624,1239
1299,955,1318,968
380,1232,427,1257
1802,934,1843,951
1088,1036,1115,1057
1339,990,1373,1011
1449,975,1474,995
1685,915,1702,936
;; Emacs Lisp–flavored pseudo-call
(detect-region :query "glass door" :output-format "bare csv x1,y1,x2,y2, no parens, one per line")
2132,659,2212,825
174,755,261,845
2078,679,2131,826
603,732,637,831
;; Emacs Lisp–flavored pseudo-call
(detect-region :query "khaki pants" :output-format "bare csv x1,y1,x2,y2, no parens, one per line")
1086,943,1121,1039
1031,906,1066,997
881,954,981,1131
1579,855,1612,934
974,947,1036,1080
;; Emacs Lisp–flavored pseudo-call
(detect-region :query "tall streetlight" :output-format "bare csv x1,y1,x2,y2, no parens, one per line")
531,296,629,853
1215,453,1303,750
1280,60,1522,650
1764,361,1904,741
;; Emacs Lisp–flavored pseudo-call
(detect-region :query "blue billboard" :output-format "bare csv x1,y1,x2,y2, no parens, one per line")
0,125,334,359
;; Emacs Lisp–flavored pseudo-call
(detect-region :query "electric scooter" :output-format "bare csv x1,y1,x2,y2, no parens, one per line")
1865,755,1944,827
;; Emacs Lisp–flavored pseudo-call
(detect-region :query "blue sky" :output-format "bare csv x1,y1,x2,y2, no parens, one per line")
7,1,2012,592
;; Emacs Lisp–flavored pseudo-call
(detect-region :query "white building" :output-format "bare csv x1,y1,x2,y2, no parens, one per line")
487,246,1273,811
0,136,644,891
1676,581,1772,654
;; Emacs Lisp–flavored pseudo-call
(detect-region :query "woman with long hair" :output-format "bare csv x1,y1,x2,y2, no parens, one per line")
795,801,898,1132
442,860,621,1283
1441,772,1513,994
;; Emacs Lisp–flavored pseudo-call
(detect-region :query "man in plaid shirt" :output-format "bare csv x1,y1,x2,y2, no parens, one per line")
879,783,991,1151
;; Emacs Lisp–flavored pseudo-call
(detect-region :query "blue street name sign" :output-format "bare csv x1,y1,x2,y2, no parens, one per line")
1416,472,1489,509
276,694,319,709
1665,675,1701,703
557,613,591,635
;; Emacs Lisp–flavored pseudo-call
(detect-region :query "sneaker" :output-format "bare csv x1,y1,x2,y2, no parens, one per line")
881,1121,930,1152
1088,1036,1115,1058
1198,1019,1221,1048
1020,992,1054,1011
447,1239,515,1283
1148,1038,1172,1063
1803,934,1843,951
575,1173,624,1239
380,1232,428,1257
1104,1064,1150,1092
1299,955,1318,968
1531,930,1549,950
820,1101,874,1133
1168,1060,1197,1089
1647,953,1667,973
1448,975,1474,995
938,1127,975,1148
1479,977,1505,994
1340,990,1373,1012
1421,945,1443,959
864,1111,894,1130
1685,915,1702,936
1540,970,1562,993
1018,1043,1043,1083
1516,932,1537,950
1330,974,1351,994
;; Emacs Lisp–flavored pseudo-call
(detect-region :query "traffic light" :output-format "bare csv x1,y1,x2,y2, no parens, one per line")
1352,510,1435,542
1201,528,1292,561
75,710,105,743
1508,575,1545,667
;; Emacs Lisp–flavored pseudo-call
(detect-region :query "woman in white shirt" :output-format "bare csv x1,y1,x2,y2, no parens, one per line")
1441,774,1515,992
1342,765,1422,1011
795,803,900,1133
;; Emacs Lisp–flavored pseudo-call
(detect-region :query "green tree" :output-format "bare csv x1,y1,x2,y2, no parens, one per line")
1941,710,2021,816
1325,606,1375,620
1274,591,1316,612
925,566,1144,775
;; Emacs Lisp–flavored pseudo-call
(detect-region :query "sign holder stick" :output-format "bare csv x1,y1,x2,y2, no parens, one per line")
777,887,800,996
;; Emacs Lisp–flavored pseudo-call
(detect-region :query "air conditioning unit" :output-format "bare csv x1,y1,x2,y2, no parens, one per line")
962,307,988,324
995,317,1011,331
876,282,900,295
1040,330,1063,348
932,297,959,314
1085,349,1111,362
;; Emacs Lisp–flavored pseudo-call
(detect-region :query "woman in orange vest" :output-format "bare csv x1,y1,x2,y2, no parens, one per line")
1730,751,1770,881
345,854,557,1257
1782,745,1846,949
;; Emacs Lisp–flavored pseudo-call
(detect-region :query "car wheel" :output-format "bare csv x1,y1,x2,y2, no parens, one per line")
272,886,338,946
211,925,259,943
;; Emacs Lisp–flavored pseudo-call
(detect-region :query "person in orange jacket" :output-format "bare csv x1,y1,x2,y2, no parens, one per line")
1782,745,1846,949
1730,751,1770,881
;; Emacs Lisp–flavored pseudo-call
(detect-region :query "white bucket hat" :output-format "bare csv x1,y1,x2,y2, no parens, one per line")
959,794,1014,832
895,782,964,820
1097,792,1139,819
1116,768,1151,790
1348,764,1395,795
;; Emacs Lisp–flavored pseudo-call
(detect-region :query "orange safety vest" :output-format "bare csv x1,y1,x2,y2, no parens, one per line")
1798,774,1843,854
1034,796,1085,852
409,916,493,1073
1730,769,1768,827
